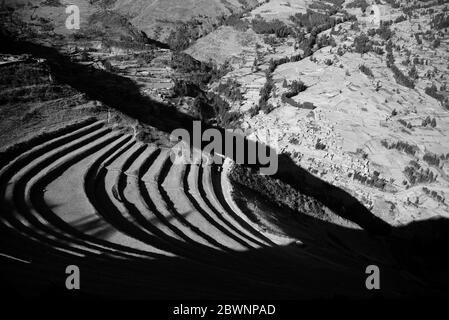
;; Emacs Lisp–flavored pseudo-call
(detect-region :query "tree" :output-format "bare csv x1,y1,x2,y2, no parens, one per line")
431,118,437,128
433,38,441,48
408,65,418,79
354,33,372,54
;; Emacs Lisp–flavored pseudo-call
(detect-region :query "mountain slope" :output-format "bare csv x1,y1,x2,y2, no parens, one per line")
113,0,265,40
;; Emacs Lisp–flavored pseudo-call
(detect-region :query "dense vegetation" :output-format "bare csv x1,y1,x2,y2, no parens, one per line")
282,80,307,99
258,70,275,113
168,53,239,126
229,165,327,219
170,53,231,88
431,12,449,30
403,161,438,186
354,24,392,55
268,54,303,73
216,78,244,102
346,0,369,12
425,84,445,102
172,79,203,97
280,80,313,109
422,116,437,128
206,92,240,127
251,16,291,38
315,139,327,151
381,139,418,156
359,64,374,78
422,187,446,204
167,23,196,51
354,33,372,54
289,10,336,32
291,10,355,59
351,170,388,190
423,152,441,167
386,41,415,89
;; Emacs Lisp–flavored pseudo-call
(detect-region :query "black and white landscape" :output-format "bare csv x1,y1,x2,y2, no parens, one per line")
1,0,449,300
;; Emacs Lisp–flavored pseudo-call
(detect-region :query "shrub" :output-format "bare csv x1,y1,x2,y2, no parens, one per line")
216,78,243,101
385,42,415,89
352,170,388,190
315,139,326,150
415,33,422,45
425,84,444,101
403,163,437,185
394,15,407,23
391,64,415,88
381,139,418,156
359,64,374,77
376,24,393,41
259,72,274,112
354,33,372,54
206,92,240,127
423,152,440,167
398,119,413,129
422,187,445,204
316,34,336,48
289,10,334,31
251,16,291,37
422,116,437,128
281,80,307,107
431,13,449,30
285,80,307,98
191,95,214,120
372,46,385,55
224,13,250,31
346,0,369,12
267,53,303,73
167,23,195,51
221,111,240,128
173,79,202,97
170,53,232,88
433,38,441,48
408,65,418,79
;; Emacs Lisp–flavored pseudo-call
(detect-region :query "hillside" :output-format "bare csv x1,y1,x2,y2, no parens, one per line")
187,0,449,226
112,0,266,42
1,0,449,300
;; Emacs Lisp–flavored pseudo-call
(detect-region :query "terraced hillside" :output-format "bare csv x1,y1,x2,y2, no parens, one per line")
2,0,449,300
0,118,276,253
1,118,449,299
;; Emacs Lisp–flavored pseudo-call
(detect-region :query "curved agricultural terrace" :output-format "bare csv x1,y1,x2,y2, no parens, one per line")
1,118,448,299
